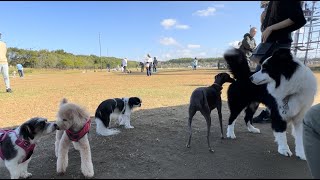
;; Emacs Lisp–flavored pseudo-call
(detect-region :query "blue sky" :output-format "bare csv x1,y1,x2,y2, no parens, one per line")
0,1,263,61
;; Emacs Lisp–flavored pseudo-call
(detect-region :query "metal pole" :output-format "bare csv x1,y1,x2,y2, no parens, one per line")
99,32,102,71
304,1,316,64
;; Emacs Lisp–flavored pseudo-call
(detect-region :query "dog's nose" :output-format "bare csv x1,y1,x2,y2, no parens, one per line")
54,124,60,130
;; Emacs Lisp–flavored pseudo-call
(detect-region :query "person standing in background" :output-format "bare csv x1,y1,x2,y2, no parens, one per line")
0,33,12,93
16,63,24,78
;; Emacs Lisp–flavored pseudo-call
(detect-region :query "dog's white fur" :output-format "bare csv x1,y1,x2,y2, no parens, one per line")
0,118,56,179
55,98,94,178
251,56,317,160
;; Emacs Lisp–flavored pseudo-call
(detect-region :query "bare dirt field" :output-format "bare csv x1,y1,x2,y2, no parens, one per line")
0,68,319,179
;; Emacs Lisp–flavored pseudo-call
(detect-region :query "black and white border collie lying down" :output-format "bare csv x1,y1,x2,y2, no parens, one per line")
224,48,317,160
0,117,58,179
95,97,142,136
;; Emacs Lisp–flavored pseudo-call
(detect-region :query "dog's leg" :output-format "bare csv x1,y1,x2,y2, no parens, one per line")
19,159,32,179
55,130,64,157
95,117,120,136
227,107,244,139
273,131,292,157
123,115,134,129
73,142,80,151
57,133,71,176
186,107,197,148
216,103,224,139
244,103,260,134
78,135,94,178
200,108,214,152
5,160,21,179
292,112,307,160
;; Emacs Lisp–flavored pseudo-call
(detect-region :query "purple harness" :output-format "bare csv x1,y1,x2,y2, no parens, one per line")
0,129,35,163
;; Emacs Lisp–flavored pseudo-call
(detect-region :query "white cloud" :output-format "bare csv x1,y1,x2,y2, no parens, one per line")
228,40,241,48
161,19,177,29
161,18,190,30
187,44,201,49
193,7,216,17
175,24,190,29
159,37,179,46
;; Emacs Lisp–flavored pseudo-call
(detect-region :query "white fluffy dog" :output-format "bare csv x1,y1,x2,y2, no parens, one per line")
55,98,94,178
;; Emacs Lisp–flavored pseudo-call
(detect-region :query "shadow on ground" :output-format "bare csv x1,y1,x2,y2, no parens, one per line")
0,101,312,179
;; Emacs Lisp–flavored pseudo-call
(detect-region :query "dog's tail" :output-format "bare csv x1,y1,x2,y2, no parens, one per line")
223,48,252,80
60,98,68,107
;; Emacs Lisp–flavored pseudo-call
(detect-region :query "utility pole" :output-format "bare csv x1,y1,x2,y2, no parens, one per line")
99,32,102,71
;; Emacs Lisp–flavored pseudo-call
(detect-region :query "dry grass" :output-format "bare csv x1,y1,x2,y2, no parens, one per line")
0,68,319,128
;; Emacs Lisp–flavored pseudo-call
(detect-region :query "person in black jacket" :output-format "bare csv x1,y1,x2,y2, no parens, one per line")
239,27,257,67
252,0,307,123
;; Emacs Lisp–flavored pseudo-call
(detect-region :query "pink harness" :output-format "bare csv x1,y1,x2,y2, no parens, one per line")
0,129,35,163
66,119,91,142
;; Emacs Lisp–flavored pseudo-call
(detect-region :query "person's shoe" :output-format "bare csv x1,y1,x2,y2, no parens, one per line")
6,88,12,93
253,110,271,123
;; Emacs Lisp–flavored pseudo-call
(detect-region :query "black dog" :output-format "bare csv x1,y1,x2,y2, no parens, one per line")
223,48,286,140
186,73,235,152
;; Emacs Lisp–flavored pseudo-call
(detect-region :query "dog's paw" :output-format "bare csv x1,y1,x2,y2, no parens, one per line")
57,171,65,176
247,125,261,134
82,169,94,178
278,147,293,157
226,132,236,139
21,172,32,179
296,150,306,160
125,125,134,129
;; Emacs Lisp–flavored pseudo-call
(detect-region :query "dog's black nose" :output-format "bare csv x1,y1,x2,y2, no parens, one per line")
54,124,60,130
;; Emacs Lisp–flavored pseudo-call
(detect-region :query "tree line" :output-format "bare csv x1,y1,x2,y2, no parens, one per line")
7,47,226,69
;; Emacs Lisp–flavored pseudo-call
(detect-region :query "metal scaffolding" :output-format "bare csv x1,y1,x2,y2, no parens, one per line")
261,1,320,64
292,1,320,64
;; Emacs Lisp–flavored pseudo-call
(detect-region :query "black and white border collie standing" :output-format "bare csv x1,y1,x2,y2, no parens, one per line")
0,117,58,179
224,48,317,160
95,97,142,136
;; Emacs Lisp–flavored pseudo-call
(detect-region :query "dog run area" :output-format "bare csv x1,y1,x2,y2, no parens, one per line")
1,68,320,179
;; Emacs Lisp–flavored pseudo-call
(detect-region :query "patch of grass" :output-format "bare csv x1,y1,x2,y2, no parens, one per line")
1,68,320,128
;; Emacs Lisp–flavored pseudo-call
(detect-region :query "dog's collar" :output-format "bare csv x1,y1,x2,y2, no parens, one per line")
0,129,36,163
66,119,91,142
213,83,222,88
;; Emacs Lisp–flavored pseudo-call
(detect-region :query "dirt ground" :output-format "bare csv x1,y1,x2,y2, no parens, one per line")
0,69,316,178
0,105,312,179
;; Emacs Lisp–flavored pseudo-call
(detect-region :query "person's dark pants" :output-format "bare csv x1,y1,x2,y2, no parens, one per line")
303,104,320,179
141,66,144,72
123,66,127,73
147,66,152,76
153,66,157,72
18,70,24,77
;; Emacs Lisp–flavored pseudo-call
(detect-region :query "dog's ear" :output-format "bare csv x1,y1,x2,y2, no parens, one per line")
60,98,68,107
20,123,34,140
128,98,134,109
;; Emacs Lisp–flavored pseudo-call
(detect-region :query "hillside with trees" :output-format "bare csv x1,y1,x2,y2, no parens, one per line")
7,47,227,69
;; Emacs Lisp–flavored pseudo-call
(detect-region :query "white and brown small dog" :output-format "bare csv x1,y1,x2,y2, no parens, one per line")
95,97,142,136
55,98,94,178
0,117,58,179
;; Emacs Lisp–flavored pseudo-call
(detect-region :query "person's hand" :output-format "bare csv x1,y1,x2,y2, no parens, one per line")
262,26,273,43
